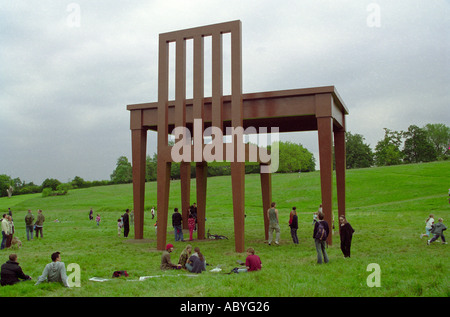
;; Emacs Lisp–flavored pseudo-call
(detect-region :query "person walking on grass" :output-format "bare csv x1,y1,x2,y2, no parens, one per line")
420,214,434,239
313,212,329,264
96,214,101,226
428,218,447,245
339,215,355,258
267,202,280,246
289,207,299,244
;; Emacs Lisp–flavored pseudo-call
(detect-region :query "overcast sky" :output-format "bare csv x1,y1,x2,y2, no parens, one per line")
1,0,449,185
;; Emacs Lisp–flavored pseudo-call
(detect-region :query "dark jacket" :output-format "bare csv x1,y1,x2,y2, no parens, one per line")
172,212,182,227
289,214,298,230
313,220,330,239
339,222,355,243
0,260,31,286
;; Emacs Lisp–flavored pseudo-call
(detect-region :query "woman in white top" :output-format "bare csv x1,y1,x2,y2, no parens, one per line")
420,214,434,239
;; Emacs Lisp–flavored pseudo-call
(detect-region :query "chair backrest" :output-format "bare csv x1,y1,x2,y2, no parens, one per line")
157,20,243,163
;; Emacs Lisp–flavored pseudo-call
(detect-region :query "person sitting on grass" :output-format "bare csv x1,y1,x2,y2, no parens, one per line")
237,247,262,273
186,247,206,273
35,251,70,288
0,254,32,286
161,244,182,270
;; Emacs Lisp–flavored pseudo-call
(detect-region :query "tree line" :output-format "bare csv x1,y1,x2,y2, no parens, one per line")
1,123,448,197
345,123,449,169
110,141,316,184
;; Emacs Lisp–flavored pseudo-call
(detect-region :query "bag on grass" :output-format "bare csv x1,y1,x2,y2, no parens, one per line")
112,270,129,278
315,221,328,241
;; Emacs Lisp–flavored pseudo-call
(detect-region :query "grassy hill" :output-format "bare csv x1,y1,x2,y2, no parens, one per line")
0,161,448,297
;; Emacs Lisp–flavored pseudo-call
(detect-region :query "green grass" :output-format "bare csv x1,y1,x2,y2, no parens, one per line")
0,161,449,297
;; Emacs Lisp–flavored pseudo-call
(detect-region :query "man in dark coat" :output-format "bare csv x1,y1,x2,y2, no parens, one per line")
123,209,130,238
1,254,31,286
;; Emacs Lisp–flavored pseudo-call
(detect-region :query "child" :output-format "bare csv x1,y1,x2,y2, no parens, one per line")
117,218,123,236
420,214,434,239
96,214,101,226
188,213,196,241
428,218,447,245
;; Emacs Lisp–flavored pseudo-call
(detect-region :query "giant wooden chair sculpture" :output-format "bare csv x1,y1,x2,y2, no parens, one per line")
127,20,348,253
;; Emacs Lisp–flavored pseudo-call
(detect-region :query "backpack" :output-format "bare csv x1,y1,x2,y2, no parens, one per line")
315,221,328,241
112,270,129,278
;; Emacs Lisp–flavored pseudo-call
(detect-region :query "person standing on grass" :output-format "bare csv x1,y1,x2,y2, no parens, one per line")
5,215,13,248
117,218,123,236
172,208,184,242
34,209,45,239
267,202,280,246
25,210,35,241
313,212,329,264
339,215,355,258
289,207,299,244
428,218,447,245
96,214,101,226
1,214,9,250
122,209,130,238
188,212,196,241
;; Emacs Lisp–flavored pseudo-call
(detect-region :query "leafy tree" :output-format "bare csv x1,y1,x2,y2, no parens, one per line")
72,176,87,189
276,141,315,173
110,156,133,184
424,123,450,160
374,128,404,166
345,132,374,169
403,125,437,163
0,174,12,197
146,154,158,182
41,178,62,191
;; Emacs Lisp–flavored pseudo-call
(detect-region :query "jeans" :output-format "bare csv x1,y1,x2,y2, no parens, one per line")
174,225,184,242
26,225,34,241
430,233,446,243
314,238,329,264
268,223,280,244
1,231,6,250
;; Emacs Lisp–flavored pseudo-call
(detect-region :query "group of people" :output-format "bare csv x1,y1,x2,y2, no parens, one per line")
171,203,198,242
1,251,70,287
89,208,101,226
420,214,447,245
267,202,355,264
161,243,262,274
1,209,45,250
